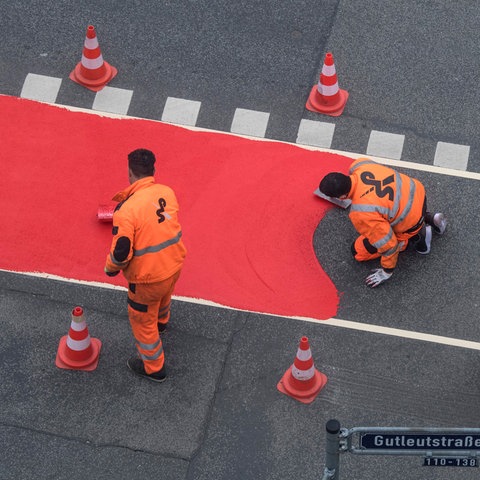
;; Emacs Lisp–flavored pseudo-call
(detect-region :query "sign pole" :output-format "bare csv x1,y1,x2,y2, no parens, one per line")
322,419,342,480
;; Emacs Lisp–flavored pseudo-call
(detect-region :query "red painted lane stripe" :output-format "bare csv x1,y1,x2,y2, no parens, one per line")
0,95,351,320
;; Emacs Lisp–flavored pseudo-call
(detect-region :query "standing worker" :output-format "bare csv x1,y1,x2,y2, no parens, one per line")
318,157,446,288
104,148,187,382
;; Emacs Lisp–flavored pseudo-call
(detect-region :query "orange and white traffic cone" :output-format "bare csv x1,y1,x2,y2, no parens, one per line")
69,25,118,92
56,306,102,371
277,336,327,404
306,52,348,116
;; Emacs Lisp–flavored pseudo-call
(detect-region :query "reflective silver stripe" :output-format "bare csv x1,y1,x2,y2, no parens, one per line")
81,54,104,70
67,336,91,351
350,204,390,216
158,303,170,319
391,178,416,226
109,252,129,267
292,364,315,381
158,303,170,315
133,231,182,257
322,64,336,76
136,337,163,361
349,159,377,175
70,320,86,331
139,344,164,361
296,348,312,361
318,82,339,96
389,171,402,220
136,338,161,351
372,228,393,249
382,244,399,257
84,37,99,50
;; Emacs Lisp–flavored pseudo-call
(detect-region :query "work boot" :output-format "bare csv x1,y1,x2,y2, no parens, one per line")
432,212,447,234
127,357,167,383
426,212,447,235
413,225,432,255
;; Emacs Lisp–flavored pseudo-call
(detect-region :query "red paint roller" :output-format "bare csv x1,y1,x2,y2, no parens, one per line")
97,204,116,222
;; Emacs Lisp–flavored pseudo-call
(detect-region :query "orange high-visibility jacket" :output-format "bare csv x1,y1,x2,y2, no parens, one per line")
105,176,186,283
347,158,425,270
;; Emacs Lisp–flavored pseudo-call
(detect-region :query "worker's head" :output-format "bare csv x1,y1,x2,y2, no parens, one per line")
319,172,351,198
128,149,156,183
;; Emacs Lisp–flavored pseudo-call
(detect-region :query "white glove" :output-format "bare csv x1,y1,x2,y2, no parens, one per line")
365,268,393,288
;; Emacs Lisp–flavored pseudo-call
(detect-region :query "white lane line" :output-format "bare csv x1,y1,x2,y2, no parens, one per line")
366,130,405,160
16,98,478,181
4,270,480,351
92,86,133,115
305,146,480,181
162,97,201,126
20,73,62,103
434,142,470,171
304,317,480,351
230,108,270,138
178,296,480,352
296,119,335,148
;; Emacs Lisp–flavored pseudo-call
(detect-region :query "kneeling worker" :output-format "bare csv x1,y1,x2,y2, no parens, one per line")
104,149,187,382
319,157,446,288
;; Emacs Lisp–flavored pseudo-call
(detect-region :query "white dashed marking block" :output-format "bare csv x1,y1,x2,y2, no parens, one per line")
296,119,335,148
162,97,201,126
92,87,133,115
367,130,405,160
230,108,270,138
20,73,62,103
434,142,470,171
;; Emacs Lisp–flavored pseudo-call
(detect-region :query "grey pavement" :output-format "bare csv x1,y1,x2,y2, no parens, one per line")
1,264,479,480
1,1,479,478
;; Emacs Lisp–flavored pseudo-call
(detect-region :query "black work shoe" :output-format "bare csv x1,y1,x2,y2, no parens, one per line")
157,322,168,334
415,225,432,255
426,212,447,235
127,357,167,383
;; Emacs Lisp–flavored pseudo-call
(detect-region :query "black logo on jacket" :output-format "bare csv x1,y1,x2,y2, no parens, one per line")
156,198,167,223
360,172,395,201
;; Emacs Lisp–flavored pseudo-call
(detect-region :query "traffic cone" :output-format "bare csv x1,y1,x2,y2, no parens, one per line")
306,52,348,116
69,25,117,92
56,306,102,371
277,336,327,404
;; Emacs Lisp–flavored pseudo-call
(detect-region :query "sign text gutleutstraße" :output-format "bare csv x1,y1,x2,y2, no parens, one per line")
361,434,480,451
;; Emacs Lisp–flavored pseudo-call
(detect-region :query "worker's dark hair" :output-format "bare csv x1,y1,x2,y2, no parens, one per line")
128,149,156,177
319,172,351,198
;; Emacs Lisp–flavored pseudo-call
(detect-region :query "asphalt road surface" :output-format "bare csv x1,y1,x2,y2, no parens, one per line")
0,2,479,479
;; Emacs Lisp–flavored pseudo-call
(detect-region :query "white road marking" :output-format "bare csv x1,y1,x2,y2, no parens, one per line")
162,97,201,126
434,141,470,171
296,119,335,148
16,79,477,176
20,73,62,103
367,130,405,160
230,108,270,138
8,86,479,352
4,270,480,351
92,86,133,115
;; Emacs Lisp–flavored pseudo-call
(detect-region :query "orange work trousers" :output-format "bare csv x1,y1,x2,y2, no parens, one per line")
127,269,181,374
352,234,409,262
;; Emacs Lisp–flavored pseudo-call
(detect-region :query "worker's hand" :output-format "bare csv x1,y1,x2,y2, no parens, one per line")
104,267,120,277
365,268,392,288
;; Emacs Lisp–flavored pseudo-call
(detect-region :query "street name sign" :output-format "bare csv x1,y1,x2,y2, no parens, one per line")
360,433,480,451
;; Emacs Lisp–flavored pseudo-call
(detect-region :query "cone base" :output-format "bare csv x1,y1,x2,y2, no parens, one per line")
55,335,102,371
306,85,349,117
69,62,118,92
277,366,327,404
